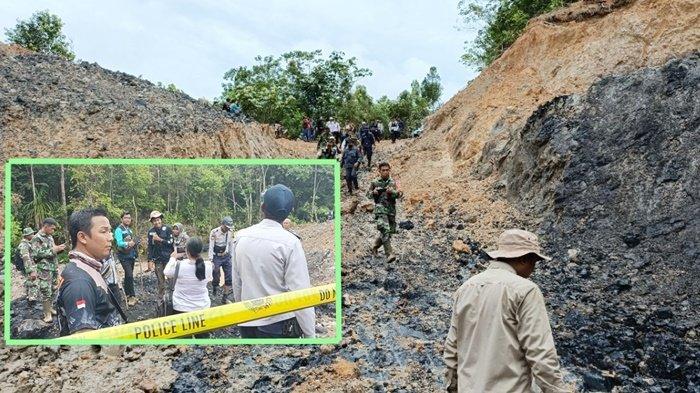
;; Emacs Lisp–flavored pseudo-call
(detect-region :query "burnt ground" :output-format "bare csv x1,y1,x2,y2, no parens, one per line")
164,146,583,392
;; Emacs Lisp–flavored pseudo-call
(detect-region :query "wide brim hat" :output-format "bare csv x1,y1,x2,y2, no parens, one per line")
149,210,164,221
485,229,551,261
22,227,35,236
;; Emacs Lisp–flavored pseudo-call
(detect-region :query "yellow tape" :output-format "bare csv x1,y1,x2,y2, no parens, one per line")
59,283,336,340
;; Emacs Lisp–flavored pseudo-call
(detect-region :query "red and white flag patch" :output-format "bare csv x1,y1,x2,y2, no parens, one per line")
76,298,86,309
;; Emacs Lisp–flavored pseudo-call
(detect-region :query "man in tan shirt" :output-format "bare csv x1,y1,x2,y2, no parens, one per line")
444,229,570,392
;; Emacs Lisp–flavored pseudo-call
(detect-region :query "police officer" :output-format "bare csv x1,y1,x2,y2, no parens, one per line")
31,218,66,323
17,227,38,306
56,208,123,335
208,216,235,303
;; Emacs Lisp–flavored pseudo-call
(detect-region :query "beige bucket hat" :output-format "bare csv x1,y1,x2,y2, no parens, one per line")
149,210,164,221
485,229,551,261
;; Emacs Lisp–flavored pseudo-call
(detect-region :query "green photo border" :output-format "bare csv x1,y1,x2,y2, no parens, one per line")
3,158,342,346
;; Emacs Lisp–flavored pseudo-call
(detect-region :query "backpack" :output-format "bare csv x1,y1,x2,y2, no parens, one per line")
12,246,26,274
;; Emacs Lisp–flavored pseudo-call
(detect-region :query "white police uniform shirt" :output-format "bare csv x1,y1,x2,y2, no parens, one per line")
208,226,234,261
232,218,316,337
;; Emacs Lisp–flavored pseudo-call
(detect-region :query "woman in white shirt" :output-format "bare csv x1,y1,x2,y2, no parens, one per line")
164,236,213,337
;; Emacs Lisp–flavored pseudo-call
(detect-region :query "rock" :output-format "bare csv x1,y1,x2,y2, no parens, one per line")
616,278,632,291
13,319,53,339
342,294,352,307
452,240,470,253
359,200,374,212
583,370,612,391
655,307,673,319
331,358,359,378
567,248,580,262
398,220,414,230
342,199,359,214
100,345,124,357
138,379,157,392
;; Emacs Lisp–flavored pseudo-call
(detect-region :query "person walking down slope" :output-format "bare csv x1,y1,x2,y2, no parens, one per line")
359,123,376,168
368,162,402,263
318,139,339,159
327,117,341,142
443,229,570,393
389,119,401,143
341,139,361,195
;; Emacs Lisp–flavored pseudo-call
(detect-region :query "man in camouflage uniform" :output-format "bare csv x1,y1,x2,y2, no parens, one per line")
368,162,403,262
31,218,66,322
17,227,39,306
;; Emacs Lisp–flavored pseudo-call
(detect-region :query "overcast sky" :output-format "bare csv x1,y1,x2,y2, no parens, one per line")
0,1,480,103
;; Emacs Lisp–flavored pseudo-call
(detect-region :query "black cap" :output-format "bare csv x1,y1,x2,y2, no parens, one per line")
262,184,294,221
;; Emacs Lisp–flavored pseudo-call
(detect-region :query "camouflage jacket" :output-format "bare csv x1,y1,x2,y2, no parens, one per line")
368,177,402,215
30,230,57,270
18,239,35,273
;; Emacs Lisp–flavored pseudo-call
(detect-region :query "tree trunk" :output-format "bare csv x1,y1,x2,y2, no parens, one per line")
29,165,39,228
312,166,318,222
109,166,114,200
231,177,236,213
60,165,68,236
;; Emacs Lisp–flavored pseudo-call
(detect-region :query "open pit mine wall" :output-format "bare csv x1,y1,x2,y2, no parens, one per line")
419,0,699,178
0,43,286,161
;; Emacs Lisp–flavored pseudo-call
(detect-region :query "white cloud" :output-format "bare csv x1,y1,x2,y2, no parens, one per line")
0,1,480,101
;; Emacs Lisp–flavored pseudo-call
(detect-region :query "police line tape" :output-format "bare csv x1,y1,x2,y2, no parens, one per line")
59,283,336,340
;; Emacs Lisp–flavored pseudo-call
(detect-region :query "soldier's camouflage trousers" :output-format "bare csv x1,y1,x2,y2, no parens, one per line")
375,213,397,244
25,275,38,302
36,267,58,301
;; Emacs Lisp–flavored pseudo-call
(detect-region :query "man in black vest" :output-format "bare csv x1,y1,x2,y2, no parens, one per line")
56,208,123,335
147,211,174,298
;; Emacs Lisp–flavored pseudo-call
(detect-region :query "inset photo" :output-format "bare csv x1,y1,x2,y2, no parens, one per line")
4,158,341,345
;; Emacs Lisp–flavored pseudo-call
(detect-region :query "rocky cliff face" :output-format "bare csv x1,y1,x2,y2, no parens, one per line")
0,43,286,160
504,53,699,391
394,0,700,214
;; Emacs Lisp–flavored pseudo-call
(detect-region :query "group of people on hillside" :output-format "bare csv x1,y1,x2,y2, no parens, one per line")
313,119,405,195
301,117,405,145
14,184,317,339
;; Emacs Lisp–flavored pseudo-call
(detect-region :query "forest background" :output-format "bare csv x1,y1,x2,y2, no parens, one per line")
9,164,335,255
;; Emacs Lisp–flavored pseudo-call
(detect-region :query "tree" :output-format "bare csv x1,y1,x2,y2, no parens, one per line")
4,10,75,60
421,66,443,110
222,50,371,137
459,0,574,69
